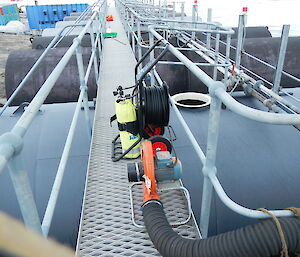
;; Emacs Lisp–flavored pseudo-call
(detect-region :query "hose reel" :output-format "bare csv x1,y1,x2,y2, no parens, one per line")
137,82,170,138
111,40,171,162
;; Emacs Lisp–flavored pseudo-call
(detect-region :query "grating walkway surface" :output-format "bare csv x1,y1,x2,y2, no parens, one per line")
76,6,200,257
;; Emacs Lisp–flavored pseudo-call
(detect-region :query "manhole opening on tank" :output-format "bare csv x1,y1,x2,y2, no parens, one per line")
172,92,211,108
177,99,206,106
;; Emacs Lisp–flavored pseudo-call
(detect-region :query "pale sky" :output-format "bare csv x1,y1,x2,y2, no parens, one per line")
1,0,299,35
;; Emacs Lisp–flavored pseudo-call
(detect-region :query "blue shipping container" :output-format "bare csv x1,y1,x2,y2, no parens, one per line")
26,4,89,30
0,15,6,26
0,4,19,26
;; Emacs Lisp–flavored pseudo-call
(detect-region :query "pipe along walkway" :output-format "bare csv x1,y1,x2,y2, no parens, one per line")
76,7,200,256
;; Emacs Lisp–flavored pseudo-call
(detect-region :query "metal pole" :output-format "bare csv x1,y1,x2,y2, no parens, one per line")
149,32,155,86
99,12,105,57
235,15,245,70
181,2,184,20
42,89,85,236
224,34,231,82
97,27,102,65
170,98,206,164
206,8,212,49
8,154,42,233
200,176,213,238
131,14,136,55
195,3,198,21
137,18,142,62
75,44,92,138
213,33,220,81
125,8,129,38
89,26,99,84
84,46,98,86
272,25,290,93
172,1,175,19
199,90,222,238
192,4,196,40
158,0,161,17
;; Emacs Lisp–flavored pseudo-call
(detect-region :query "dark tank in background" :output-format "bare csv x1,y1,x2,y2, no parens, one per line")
5,47,97,106
31,35,93,49
135,27,300,96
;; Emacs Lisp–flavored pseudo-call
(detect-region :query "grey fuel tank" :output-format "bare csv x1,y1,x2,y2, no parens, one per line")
5,47,97,106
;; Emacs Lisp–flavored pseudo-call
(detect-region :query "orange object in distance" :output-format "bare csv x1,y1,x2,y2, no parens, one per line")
106,15,114,21
142,140,160,203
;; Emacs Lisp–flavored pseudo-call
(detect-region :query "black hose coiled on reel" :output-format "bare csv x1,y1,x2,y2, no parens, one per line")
138,83,170,136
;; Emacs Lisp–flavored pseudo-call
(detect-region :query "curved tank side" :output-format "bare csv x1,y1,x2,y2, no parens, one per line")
5,48,97,106
0,103,94,248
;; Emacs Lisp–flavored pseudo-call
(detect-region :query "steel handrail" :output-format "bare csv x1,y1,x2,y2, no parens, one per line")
117,0,234,34
150,25,300,125
118,0,299,239
0,0,106,234
147,25,297,238
200,33,300,85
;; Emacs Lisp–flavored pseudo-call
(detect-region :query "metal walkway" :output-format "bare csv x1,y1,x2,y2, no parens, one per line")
76,6,200,257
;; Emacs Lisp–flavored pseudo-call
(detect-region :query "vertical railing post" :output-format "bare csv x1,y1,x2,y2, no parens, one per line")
89,26,99,84
206,8,212,49
172,1,175,19
98,17,103,63
192,4,197,40
213,33,220,81
99,7,105,57
149,32,155,86
181,2,184,20
272,25,290,93
224,34,231,82
126,10,130,39
75,43,92,139
137,17,142,62
131,14,136,55
199,83,223,238
235,15,245,70
158,0,161,17
8,153,42,234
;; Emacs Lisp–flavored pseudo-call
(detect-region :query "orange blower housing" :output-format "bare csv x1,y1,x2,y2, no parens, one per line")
142,141,160,203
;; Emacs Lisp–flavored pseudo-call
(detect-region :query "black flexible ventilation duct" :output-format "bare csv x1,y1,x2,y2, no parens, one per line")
143,201,300,257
